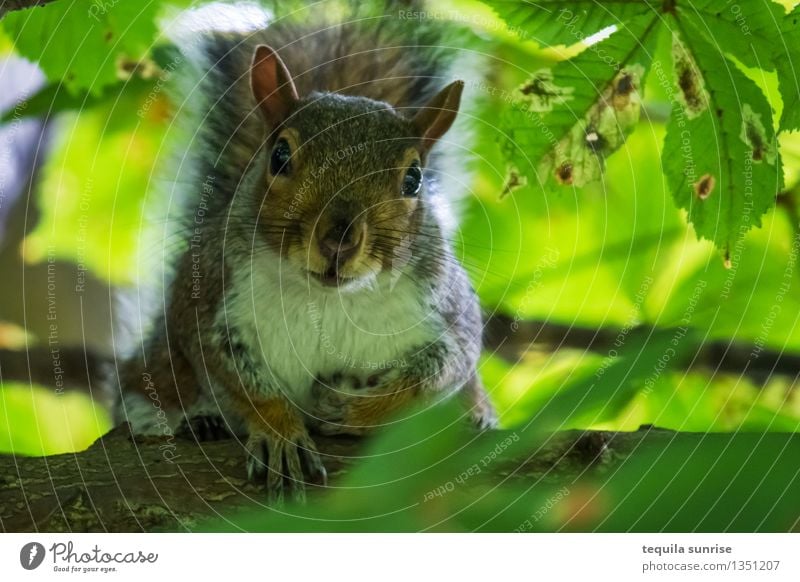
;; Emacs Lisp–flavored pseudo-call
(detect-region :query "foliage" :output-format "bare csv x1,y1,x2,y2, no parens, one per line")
205,401,800,532
0,384,110,455
0,0,799,531
777,6,800,132
23,91,168,283
2,0,162,96
486,0,796,254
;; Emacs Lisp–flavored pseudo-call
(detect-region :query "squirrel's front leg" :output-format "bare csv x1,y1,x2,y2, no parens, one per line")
312,341,474,435
312,369,418,435
230,391,326,503
208,328,327,503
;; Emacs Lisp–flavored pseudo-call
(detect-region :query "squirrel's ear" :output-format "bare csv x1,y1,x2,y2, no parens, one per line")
412,80,463,151
251,45,299,127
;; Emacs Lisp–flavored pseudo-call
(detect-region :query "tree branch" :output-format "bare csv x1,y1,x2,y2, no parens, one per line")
484,314,800,383
0,0,58,18
4,312,798,401
0,423,675,532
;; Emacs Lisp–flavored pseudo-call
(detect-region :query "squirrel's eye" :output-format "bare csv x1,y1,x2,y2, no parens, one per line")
402,162,422,197
270,138,292,176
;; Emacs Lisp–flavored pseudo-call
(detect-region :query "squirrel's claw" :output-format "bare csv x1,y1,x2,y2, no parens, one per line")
245,430,327,504
178,414,231,442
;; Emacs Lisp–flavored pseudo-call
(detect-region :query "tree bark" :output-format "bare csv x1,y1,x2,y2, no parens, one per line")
0,0,58,18
0,423,730,532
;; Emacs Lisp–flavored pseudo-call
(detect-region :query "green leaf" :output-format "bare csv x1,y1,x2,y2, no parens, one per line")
485,0,656,47
0,77,155,122
598,432,800,532
2,0,160,95
776,6,800,132
24,92,167,283
500,13,661,188
0,385,110,456
517,327,699,431
662,18,782,252
678,0,785,72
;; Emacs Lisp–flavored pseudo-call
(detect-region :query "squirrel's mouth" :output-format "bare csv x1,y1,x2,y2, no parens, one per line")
307,266,353,288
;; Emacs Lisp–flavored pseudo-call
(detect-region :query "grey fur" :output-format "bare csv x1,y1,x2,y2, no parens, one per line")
115,3,496,491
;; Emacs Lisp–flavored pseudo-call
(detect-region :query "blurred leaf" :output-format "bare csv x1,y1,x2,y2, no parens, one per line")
518,327,699,430
606,372,800,432
780,131,800,188
2,0,160,95
1,44,180,122
24,92,168,282
596,432,800,532
212,401,486,532
0,77,155,122
0,384,110,455
204,402,799,532
652,213,800,351
463,124,683,329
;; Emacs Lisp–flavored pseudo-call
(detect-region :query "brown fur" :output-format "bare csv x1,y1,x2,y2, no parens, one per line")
114,11,496,501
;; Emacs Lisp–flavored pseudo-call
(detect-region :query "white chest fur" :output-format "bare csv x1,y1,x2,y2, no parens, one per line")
222,253,438,403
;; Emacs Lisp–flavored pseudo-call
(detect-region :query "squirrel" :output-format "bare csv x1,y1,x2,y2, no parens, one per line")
32,2,498,502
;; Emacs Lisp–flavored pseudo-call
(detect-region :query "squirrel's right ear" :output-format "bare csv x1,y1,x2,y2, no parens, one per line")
251,45,299,128
412,80,464,151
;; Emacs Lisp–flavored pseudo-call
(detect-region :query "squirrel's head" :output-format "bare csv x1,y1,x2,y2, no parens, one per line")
249,45,462,291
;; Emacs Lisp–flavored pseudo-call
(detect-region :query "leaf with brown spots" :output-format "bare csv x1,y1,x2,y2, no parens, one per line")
662,17,782,251
694,174,715,200
499,15,661,189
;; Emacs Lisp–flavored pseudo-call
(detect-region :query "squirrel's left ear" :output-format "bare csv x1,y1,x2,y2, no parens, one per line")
251,44,299,128
412,80,463,151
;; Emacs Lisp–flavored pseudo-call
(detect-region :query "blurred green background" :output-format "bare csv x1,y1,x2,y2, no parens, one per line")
2,0,799,451
0,0,799,531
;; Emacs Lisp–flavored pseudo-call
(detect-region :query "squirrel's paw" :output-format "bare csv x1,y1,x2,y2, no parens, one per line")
311,373,370,436
318,372,365,393
311,369,412,436
245,429,327,504
178,414,231,442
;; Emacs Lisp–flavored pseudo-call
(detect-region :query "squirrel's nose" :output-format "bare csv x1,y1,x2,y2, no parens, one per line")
318,221,363,263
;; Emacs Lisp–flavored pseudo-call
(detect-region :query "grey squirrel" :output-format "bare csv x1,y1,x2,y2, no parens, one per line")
112,3,497,502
